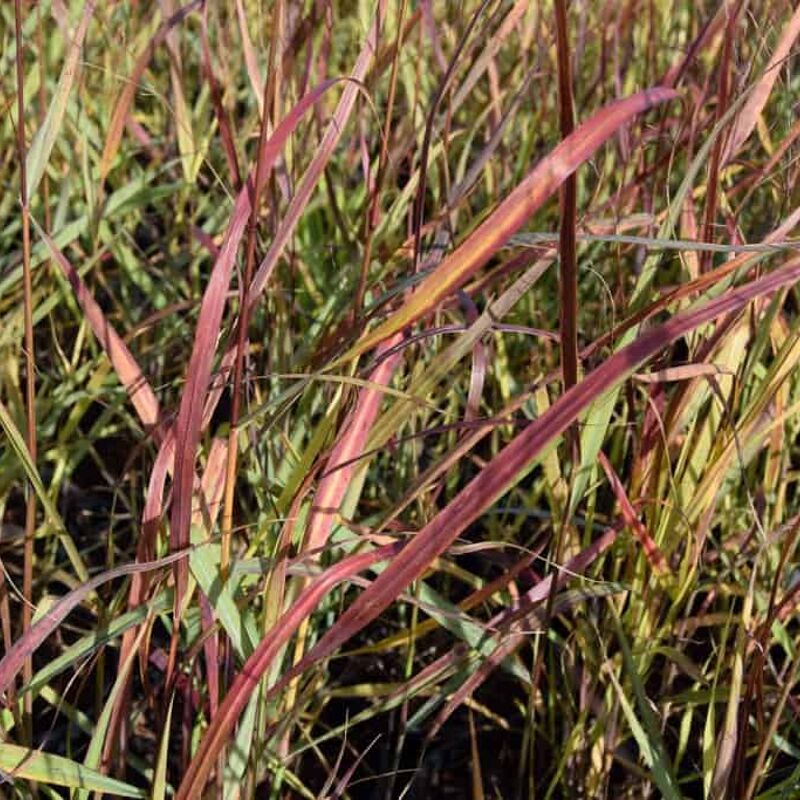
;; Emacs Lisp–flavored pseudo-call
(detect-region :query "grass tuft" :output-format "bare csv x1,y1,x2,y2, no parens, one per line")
2,2,800,797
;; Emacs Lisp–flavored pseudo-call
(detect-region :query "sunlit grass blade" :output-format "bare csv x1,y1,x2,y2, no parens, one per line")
334,87,677,365
0,744,146,798
24,0,95,203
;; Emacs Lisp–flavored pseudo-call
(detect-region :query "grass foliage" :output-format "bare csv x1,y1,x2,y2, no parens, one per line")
2,0,800,797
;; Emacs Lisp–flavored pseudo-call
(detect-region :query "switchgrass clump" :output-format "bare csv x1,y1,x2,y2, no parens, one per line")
1,1,800,797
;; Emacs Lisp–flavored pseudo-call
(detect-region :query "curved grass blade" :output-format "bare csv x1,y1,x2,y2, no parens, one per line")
175,543,403,799
0,744,146,798
34,220,162,438
170,78,348,616
332,87,677,366
0,551,190,700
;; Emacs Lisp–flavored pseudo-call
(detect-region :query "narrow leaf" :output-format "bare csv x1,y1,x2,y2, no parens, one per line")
0,745,145,798
170,79,346,616
25,0,95,202
177,250,800,799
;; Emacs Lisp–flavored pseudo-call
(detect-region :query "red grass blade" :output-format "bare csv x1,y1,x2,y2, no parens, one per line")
170,79,346,617
554,0,579,405
35,223,162,439
304,333,404,554
334,87,678,365
598,451,669,576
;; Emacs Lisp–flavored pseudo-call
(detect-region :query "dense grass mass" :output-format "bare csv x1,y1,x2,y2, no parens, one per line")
2,1,800,797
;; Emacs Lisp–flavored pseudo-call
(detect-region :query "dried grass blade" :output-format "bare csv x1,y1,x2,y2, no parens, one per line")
25,0,95,203
99,0,203,183
722,4,800,164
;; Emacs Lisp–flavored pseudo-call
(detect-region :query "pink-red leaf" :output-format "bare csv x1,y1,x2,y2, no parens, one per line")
598,451,669,575
0,551,190,700
170,79,345,616
334,87,678,364
304,333,404,554
35,223,162,439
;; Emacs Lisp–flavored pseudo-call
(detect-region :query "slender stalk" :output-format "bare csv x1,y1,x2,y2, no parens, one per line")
542,0,579,618
36,0,50,233
700,1,740,273
555,0,578,408
533,0,581,752
14,0,37,748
